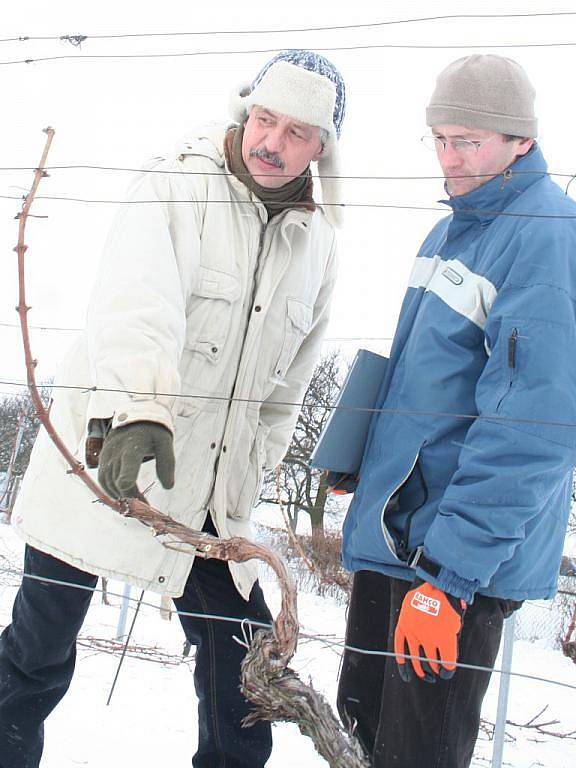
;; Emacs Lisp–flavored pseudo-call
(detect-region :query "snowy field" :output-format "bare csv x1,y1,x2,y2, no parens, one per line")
1,512,575,768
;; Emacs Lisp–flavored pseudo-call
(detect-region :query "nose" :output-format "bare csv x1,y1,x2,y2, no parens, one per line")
439,142,462,164
263,124,285,154
438,142,464,173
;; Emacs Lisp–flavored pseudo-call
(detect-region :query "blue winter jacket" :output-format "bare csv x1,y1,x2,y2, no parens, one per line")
341,145,576,603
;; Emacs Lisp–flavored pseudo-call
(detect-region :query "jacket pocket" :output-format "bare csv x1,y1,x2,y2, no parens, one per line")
185,266,241,364
272,298,313,381
167,411,216,512
229,425,268,521
379,445,424,563
495,321,520,412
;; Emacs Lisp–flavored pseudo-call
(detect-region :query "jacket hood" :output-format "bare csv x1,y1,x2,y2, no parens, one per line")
174,122,235,167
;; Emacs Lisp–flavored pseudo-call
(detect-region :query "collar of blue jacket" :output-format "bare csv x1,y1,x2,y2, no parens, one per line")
438,143,548,225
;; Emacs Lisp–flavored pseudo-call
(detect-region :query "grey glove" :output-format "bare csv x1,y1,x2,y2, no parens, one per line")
98,421,175,500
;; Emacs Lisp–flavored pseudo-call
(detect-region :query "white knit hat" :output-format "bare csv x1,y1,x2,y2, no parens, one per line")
230,50,346,227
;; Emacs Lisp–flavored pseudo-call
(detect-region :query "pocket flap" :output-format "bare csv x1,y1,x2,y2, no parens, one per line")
194,266,241,302
287,298,313,333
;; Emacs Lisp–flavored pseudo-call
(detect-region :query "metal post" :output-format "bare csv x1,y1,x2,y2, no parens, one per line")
116,583,132,639
491,611,516,767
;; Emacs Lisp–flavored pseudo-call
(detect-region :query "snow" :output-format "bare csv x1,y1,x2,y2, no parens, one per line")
565,534,576,558
1,515,575,767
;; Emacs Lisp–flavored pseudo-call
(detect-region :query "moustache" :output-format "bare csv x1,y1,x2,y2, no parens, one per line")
249,148,285,170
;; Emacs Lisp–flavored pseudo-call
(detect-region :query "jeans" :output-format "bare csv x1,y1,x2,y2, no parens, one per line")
337,571,521,768
0,522,273,768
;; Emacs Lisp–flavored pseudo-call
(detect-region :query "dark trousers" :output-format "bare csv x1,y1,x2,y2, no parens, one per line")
337,571,520,768
0,533,273,768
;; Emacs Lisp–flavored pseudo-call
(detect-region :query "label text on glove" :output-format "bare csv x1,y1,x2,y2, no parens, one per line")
411,591,440,616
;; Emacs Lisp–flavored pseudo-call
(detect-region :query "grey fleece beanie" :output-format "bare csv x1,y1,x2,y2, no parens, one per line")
426,55,537,138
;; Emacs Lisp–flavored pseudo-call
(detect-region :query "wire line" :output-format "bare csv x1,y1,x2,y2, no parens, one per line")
0,321,83,332
4,192,576,219
1,377,576,431
5,39,576,66
0,322,393,341
0,163,573,181
9,572,576,693
1,11,576,43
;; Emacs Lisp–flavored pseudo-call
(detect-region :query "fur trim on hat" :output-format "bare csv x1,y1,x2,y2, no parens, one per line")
229,81,252,125
230,61,336,132
318,134,343,228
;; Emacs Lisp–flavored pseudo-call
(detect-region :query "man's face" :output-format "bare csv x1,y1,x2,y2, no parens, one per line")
241,106,324,189
431,124,533,197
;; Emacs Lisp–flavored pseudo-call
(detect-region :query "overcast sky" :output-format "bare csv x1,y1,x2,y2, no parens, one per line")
2,0,576,392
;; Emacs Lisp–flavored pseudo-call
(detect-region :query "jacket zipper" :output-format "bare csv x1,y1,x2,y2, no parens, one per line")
508,327,518,369
218,212,303,484
231,221,266,394
230,215,296,401
396,461,428,561
496,327,518,411
213,220,266,482
379,449,421,561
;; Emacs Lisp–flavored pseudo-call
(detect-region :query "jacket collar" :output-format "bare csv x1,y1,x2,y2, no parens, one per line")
439,144,548,225
176,123,229,166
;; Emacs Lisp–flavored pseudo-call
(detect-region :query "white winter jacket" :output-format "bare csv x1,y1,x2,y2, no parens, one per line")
13,124,338,599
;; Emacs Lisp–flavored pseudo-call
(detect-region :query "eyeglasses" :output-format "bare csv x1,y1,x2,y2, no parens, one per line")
421,135,497,154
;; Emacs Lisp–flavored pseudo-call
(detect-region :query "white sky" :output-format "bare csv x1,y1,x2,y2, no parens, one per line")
1,0,576,390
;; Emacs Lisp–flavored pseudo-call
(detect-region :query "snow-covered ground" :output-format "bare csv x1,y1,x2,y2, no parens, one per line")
565,532,576,559
1,512,575,767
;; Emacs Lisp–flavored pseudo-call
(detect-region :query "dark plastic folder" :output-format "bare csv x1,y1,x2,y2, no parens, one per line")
310,349,388,474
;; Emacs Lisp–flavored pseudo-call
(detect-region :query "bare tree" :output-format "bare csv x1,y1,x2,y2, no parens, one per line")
260,350,344,538
0,384,52,516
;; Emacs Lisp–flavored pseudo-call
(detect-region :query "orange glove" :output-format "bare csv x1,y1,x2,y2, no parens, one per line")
394,579,466,683
325,471,359,495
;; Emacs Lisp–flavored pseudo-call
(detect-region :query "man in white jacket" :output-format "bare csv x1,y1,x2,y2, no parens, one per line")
0,50,345,768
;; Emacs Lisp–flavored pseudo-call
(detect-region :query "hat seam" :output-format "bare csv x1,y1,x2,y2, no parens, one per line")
428,105,536,122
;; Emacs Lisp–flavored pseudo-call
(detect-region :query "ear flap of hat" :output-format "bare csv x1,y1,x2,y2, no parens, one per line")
229,82,252,124
318,133,343,229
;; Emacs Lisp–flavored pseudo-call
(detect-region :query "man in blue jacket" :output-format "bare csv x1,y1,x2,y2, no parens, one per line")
336,54,576,767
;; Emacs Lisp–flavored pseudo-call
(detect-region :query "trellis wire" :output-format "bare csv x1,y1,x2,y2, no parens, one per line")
0,569,570,692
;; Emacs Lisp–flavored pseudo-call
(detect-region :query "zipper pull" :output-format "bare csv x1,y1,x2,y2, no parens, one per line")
508,328,518,369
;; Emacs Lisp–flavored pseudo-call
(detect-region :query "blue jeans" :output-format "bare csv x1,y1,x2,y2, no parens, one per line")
0,528,273,768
